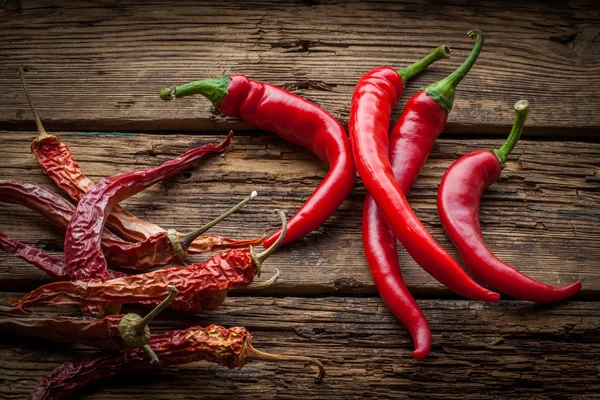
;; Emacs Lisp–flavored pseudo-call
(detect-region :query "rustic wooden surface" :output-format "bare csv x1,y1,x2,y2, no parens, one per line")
1,1,600,399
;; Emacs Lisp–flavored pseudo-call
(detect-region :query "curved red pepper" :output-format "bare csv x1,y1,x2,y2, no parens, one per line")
160,76,355,248
353,30,500,303
437,100,582,302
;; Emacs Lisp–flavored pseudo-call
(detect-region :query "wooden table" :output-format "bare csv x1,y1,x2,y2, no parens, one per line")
1,1,599,398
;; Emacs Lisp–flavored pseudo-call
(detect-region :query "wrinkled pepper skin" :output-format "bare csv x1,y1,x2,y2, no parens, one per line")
350,69,498,302
28,325,253,400
437,150,582,302
0,306,126,350
219,75,355,248
64,134,232,281
15,248,256,311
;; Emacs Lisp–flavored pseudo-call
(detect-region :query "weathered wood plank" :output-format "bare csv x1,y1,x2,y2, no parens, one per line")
0,296,598,399
0,131,597,296
1,0,599,134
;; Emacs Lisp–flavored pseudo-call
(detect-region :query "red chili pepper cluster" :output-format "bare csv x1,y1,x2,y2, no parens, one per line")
2,29,583,398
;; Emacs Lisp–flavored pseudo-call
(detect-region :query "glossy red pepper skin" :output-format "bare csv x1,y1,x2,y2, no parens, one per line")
184,75,355,248
437,150,582,302
363,90,447,359
350,68,499,302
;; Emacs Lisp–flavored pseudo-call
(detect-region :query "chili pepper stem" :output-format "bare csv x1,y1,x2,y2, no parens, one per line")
159,76,231,107
397,45,451,82
118,285,178,363
244,340,325,382
424,29,484,113
18,66,53,143
492,100,530,166
251,210,287,276
235,269,280,290
177,191,258,253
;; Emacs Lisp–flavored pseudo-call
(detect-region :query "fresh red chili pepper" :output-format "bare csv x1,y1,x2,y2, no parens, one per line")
159,72,355,248
63,132,234,281
437,100,582,302
0,180,265,270
352,30,499,303
360,45,451,359
19,67,251,256
0,286,177,362
29,324,325,400
14,211,286,311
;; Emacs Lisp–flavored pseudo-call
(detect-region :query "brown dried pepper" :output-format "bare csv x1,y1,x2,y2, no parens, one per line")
0,180,264,270
19,67,256,256
14,211,287,312
29,324,325,400
0,286,177,362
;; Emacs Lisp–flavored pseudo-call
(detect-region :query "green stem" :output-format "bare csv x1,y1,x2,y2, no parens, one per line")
424,29,484,113
492,100,530,166
132,285,178,333
397,45,451,82
159,76,231,108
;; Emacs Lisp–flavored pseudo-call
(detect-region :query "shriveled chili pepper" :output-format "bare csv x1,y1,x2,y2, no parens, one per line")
14,211,286,311
62,132,238,281
1,286,177,362
0,231,125,280
19,67,254,256
352,30,499,303
29,324,325,399
437,100,582,302
159,72,356,249
0,180,264,270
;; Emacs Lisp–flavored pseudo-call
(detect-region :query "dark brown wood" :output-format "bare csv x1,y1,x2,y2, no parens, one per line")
0,131,597,296
0,296,598,399
1,0,599,135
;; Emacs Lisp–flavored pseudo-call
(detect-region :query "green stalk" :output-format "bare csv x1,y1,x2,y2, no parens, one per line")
492,100,530,166
397,45,451,82
159,76,231,108
424,29,484,113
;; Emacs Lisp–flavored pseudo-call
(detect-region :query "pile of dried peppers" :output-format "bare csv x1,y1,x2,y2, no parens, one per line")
1,29,582,398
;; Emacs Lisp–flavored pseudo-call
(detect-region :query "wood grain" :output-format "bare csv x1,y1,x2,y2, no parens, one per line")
0,131,597,296
1,0,599,135
0,296,598,399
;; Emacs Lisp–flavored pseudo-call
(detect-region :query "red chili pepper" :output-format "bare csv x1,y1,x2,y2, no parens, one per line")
160,73,354,248
19,67,253,257
437,100,582,302
14,211,286,312
0,286,177,362
29,324,325,400
63,132,234,281
352,30,499,303
0,180,264,271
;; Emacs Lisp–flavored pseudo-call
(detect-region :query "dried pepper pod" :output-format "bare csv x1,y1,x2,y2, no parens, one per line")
61,131,236,281
29,324,325,399
0,181,264,271
19,67,255,257
15,211,287,312
1,286,178,362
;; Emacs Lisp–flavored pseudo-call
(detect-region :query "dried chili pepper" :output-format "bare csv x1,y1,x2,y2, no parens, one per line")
1,286,177,362
159,71,356,249
29,324,325,399
19,67,253,257
0,180,264,270
437,100,582,302
62,132,237,281
15,211,287,311
352,30,500,302
0,232,124,280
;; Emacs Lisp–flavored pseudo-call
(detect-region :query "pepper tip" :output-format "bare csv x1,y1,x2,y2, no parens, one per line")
159,87,176,100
